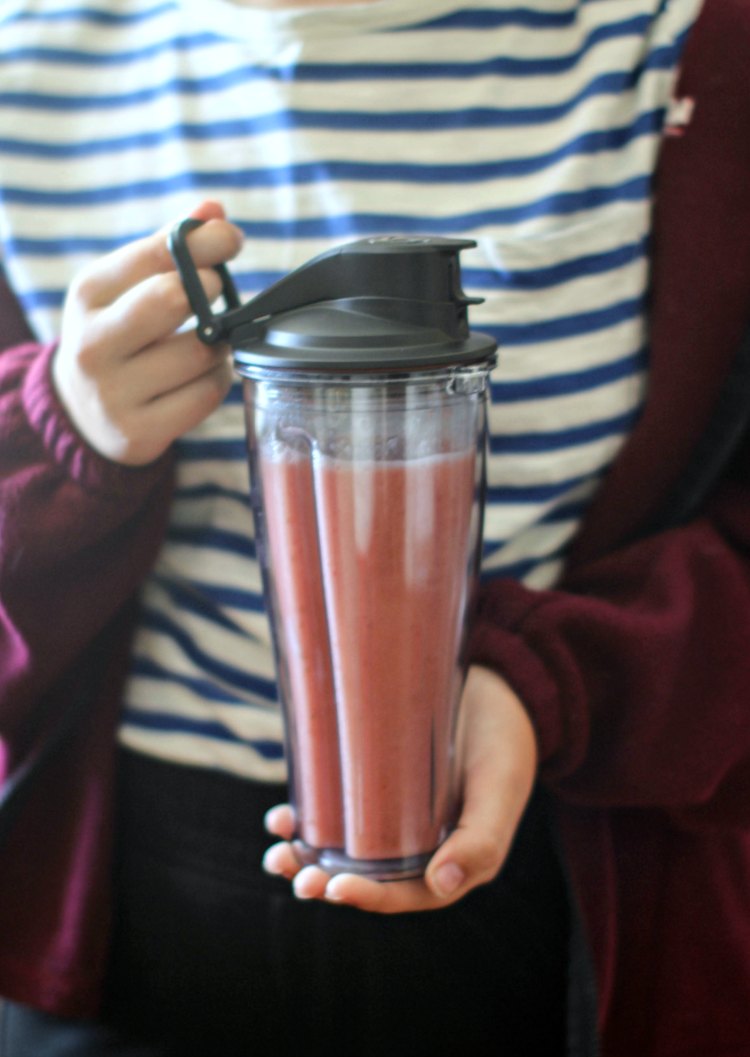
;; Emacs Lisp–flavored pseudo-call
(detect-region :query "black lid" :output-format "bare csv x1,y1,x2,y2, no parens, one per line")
169,221,497,371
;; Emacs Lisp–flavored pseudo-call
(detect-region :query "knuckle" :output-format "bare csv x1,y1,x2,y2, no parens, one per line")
75,332,105,372
156,272,191,317
471,836,505,879
186,338,223,376
187,362,232,418
145,233,174,274
157,268,222,318
208,359,234,395
67,267,100,308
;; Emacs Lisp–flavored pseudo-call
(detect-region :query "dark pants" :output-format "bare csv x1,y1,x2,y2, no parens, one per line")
2,750,569,1057
0,1004,162,1057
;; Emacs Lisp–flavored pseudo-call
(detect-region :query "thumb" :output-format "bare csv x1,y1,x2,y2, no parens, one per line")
424,665,538,900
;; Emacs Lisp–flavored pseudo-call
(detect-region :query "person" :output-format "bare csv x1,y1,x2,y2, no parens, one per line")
0,0,749,1054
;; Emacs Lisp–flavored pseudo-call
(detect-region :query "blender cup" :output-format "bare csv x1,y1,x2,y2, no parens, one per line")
170,227,497,880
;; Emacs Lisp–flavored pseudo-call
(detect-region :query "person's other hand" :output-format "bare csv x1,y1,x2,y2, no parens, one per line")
53,199,243,466
263,664,538,912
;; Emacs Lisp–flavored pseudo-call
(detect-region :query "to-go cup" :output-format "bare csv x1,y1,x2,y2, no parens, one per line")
170,229,497,879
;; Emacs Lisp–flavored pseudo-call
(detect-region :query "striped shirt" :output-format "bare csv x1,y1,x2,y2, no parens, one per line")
0,0,701,781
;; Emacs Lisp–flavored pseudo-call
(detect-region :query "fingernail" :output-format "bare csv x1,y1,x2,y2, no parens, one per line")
432,862,465,897
263,806,283,831
324,878,346,903
261,849,280,875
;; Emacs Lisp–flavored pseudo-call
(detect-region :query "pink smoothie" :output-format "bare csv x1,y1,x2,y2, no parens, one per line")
260,447,477,868
259,453,345,850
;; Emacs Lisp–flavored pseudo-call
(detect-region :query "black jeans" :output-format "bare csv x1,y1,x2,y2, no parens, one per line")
2,750,569,1057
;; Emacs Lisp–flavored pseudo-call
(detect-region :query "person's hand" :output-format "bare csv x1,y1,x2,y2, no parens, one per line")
263,664,538,912
52,199,243,466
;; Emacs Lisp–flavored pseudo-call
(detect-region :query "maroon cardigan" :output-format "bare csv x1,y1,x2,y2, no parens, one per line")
1,3,750,1053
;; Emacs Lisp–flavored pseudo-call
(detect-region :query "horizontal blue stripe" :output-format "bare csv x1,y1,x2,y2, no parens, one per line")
5,233,162,257
188,583,266,614
487,294,645,347
140,606,275,697
0,14,651,73
1,0,640,35
469,238,648,291
122,705,284,759
2,3,177,27
0,25,678,117
0,174,651,230
175,437,247,461
154,573,265,616
491,346,648,401
166,524,255,558
489,408,639,454
481,497,588,557
406,6,580,31
131,654,265,705
540,498,590,524
486,469,600,504
0,113,663,204
0,50,671,118
0,105,663,174
17,289,65,311
0,12,653,69
0,33,225,66
174,483,251,507
151,574,253,633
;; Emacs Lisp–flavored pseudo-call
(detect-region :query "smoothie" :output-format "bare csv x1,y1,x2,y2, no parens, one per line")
260,446,477,870
258,452,345,851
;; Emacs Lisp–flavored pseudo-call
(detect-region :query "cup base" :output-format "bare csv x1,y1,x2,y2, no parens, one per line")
292,839,432,881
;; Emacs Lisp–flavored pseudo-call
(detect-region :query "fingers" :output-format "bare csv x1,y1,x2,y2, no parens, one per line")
261,844,445,910
69,204,243,310
262,841,302,881
262,666,539,916
127,332,229,404
323,873,451,913
53,200,245,464
262,852,465,913
92,266,227,358
121,354,233,465
140,351,234,427
264,804,296,840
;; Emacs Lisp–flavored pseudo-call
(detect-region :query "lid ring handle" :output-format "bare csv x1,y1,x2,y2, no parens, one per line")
168,217,241,345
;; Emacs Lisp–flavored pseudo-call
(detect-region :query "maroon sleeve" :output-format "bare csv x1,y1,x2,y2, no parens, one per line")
467,0,750,829
0,341,174,738
468,461,750,827
469,323,750,826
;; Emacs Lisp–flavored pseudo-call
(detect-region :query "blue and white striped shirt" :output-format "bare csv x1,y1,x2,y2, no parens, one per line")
0,0,701,780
